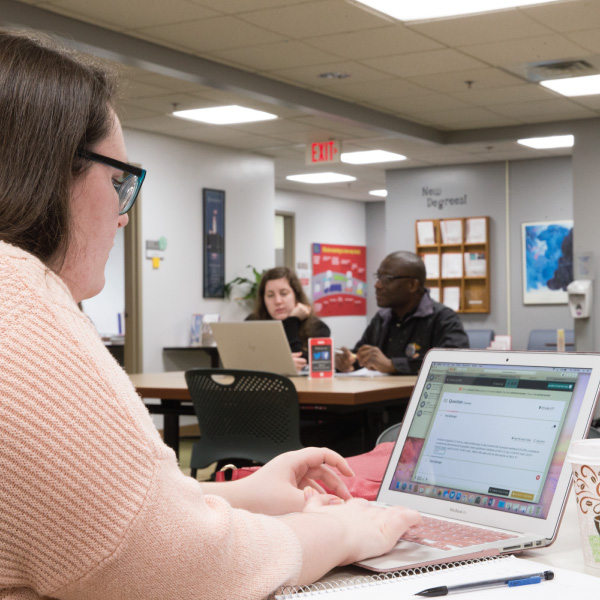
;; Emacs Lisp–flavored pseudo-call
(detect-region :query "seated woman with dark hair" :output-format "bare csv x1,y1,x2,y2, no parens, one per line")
247,266,330,371
0,29,420,600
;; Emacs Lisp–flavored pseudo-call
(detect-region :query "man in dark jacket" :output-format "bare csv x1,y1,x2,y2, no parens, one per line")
336,251,469,375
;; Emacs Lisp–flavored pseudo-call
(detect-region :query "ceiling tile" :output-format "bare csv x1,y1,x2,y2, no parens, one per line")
450,83,553,106
117,103,159,121
238,0,388,38
270,61,388,88
408,10,552,46
120,93,210,113
118,80,176,99
406,68,525,93
305,24,443,59
523,0,600,32
138,15,285,53
488,98,597,119
565,28,600,54
331,78,433,103
382,94,471,114
189,0,307,13
48,0,216,31
124,71,213,94
409,107,521,130
459,34,590,67
570,95,600,110
210,41,334,72
363,49,486,78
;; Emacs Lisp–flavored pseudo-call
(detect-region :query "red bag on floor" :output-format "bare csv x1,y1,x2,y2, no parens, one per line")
212,443,395,500
320,442,394,500
215,464,260,482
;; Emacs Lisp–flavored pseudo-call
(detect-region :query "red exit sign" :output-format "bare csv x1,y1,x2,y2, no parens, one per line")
306,140,341,165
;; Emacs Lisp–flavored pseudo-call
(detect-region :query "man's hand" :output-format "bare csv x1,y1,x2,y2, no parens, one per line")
356,345,396,373
334,346,356,372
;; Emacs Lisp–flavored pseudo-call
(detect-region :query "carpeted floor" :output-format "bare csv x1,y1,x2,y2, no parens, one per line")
178,437,217,481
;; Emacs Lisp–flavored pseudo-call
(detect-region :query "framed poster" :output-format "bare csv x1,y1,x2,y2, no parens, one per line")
311,243,367,317
203,188,225,298
522,220,573,305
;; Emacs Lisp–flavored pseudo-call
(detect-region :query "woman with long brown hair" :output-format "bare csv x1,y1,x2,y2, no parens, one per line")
247,267,330,371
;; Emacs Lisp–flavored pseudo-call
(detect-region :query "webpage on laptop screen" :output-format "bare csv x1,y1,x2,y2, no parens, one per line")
389,362,591,519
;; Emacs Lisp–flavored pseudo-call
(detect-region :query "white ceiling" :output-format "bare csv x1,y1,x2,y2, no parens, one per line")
4,0,600,201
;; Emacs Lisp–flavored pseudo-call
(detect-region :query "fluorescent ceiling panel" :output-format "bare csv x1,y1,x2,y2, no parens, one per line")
369,189,388,197
341,150,407,164
517,135,574,149
354,0,560,22
173,105,277,124
286,173,357,184
541,74,600,97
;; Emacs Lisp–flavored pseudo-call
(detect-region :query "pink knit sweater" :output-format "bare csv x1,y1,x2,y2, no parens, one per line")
0,242,302,600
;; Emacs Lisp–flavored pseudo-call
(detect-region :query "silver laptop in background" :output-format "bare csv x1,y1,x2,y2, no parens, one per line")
357,348,600,572
210,321,301,377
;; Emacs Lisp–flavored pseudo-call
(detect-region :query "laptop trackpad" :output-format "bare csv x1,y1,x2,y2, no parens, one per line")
356,540,450,571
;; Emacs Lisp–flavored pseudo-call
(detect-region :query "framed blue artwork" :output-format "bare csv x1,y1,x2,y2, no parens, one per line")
203,188,225,298
521,220,573,304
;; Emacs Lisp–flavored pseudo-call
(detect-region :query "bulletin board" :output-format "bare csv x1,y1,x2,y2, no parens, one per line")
311,243,367,317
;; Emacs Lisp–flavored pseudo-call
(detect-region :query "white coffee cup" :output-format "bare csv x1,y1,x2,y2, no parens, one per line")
566,439,600,571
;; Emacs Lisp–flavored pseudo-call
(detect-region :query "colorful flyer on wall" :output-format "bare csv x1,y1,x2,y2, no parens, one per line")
312,243,367,317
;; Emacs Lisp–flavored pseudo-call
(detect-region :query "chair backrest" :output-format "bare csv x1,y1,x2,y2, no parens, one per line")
184,368,303,468
527,329,575,351
376,422,402,445
465,329,495,349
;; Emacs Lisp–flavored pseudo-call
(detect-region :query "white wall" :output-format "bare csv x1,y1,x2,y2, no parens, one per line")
123,128,276,373
365,201,386,320
275,190,368,348
82,226,125,336
385,158,573,350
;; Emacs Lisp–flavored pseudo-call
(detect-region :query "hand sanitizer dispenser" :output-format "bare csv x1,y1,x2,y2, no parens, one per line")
567,280,593,319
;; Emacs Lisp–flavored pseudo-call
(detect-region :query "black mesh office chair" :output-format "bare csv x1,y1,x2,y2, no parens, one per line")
185,369,303,479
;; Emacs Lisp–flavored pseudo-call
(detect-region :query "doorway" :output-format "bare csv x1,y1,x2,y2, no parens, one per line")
275,211,295,269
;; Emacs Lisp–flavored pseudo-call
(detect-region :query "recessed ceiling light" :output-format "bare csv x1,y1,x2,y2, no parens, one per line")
172,105,277,124
341,150,407,164
540,74,600,97
518,135,574,149
286,173,357,184
369,189,388,197
354,0,560,22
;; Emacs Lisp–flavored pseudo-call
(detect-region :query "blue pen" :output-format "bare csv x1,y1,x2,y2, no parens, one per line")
415,570,554,596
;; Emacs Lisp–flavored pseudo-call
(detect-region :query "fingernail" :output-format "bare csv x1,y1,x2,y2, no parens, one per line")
329,497,344,505
303,486,317,500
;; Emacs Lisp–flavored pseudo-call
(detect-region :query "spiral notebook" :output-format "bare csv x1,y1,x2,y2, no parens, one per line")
274,556,597,599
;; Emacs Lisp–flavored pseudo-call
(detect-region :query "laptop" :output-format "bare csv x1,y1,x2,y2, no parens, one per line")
357,348,600,572
210,321,302,377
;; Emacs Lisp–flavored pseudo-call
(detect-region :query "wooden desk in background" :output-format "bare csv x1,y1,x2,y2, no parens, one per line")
130,371,417,456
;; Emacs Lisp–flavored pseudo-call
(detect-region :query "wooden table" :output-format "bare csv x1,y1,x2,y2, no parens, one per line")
130,371,417,456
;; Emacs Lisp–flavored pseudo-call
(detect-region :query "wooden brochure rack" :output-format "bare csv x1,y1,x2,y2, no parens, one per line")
415,216,490,314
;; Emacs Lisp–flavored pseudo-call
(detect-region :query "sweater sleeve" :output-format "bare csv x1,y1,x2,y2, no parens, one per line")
0,253,302,600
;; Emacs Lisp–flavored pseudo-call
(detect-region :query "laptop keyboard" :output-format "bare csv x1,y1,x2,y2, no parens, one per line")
399,516,514,551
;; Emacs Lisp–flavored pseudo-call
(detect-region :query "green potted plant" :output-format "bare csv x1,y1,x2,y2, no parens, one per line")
224,265,264,302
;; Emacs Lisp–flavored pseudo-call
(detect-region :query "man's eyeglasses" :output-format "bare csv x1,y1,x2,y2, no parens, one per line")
374,273,415,285
78,149,146,215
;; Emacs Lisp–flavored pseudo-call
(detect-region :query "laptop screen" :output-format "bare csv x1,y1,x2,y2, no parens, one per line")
388,360,592,520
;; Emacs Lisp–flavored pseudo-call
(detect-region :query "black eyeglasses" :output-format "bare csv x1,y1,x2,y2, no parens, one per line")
78,149,146,215
374,273,415,285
